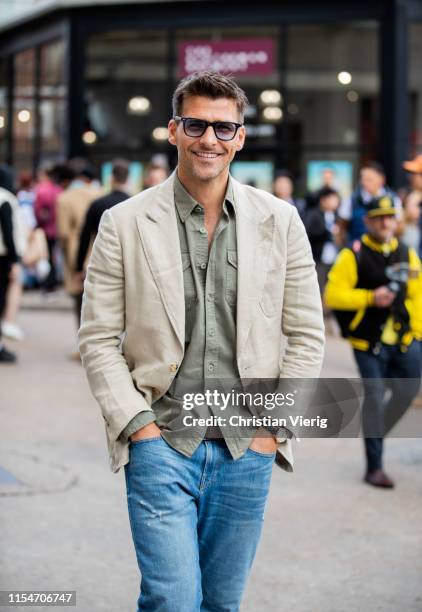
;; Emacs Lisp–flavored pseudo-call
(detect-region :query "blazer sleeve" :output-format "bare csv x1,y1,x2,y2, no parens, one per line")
280,207,325,378
78,209,154,442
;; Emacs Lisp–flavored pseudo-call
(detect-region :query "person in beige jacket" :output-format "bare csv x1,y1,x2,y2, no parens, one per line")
57,160,103,331
79,71,325,612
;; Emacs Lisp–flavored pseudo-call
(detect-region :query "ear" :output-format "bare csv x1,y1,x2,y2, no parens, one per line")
168,119,177,146
235,126,246,152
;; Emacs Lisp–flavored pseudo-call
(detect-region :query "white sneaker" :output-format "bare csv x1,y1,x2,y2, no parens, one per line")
1,322,25,341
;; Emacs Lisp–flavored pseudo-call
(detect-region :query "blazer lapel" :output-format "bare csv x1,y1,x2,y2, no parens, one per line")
232,179,275,356
136,173,185,349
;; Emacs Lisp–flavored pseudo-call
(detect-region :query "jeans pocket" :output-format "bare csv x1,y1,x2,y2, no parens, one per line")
130,436,162,446
247,447,276,458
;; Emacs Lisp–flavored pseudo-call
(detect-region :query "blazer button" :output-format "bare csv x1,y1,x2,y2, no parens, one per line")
170,363,179,373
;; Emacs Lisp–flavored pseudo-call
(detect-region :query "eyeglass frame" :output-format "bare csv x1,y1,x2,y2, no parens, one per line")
173,116,243,141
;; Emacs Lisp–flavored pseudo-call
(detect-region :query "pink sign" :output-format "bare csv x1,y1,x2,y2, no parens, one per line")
179,38,274,77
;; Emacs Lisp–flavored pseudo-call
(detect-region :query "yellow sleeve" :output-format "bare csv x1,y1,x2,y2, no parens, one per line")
324,248,375,310
406,248,422,340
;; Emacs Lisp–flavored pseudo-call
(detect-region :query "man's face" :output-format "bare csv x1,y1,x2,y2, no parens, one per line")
364,214,397,243
320,194,340,212
144,167,168,188
360,168,385,195
168,96,245,183
273,176,293,199
322,169,334,186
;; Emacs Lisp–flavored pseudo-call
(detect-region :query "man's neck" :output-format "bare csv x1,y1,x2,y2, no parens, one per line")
177,168,228,213
111,182,126,192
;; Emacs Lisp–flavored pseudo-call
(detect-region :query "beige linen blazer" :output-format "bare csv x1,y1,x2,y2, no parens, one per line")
78,172,325,473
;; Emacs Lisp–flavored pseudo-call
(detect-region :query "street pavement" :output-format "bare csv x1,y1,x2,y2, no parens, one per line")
1,295,421,612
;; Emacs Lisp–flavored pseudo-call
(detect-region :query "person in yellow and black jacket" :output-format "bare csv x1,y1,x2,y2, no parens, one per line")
325,194,422,489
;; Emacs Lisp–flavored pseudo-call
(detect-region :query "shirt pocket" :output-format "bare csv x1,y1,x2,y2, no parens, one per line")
225,249,238,306
182,252,196,342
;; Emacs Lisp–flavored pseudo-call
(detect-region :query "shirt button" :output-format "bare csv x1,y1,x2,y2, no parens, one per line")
200,263,207,270
207,294,213,302
200,228,206,234
208,329,215,337
208,363,215,372
169,363,178,373
195,206,203,213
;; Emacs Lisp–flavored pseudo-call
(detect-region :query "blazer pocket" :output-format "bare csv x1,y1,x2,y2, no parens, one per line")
225,249,238,306
259,267,283,317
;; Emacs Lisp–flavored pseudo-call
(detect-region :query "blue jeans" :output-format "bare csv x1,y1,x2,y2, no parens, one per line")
353,341,421,472
125,438,275,612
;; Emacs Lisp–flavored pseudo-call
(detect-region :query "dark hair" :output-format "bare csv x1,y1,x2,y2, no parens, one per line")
172,71,249,121
111,158,130,184
274,169,293,182
68,157,96,181
361,161,385,176
0,164,15,192
50,163,75,185
318,187,340,201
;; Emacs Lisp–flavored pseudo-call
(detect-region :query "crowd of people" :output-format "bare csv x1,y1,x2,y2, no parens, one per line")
0,157,169,363
274,157,422,488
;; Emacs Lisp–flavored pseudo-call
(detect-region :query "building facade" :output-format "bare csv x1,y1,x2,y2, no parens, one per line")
1,0,422,193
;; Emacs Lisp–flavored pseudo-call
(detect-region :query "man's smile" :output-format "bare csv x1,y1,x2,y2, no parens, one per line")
192,151,222,160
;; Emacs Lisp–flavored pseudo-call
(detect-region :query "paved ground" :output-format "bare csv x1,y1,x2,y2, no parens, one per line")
1,296,421,612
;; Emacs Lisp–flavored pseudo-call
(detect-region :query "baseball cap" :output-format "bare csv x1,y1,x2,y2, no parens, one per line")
366,195,397,218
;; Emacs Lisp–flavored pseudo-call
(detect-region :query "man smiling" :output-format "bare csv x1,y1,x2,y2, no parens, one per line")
79,71,324,611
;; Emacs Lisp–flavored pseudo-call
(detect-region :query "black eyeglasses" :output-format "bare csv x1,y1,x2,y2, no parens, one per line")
173,116,243,141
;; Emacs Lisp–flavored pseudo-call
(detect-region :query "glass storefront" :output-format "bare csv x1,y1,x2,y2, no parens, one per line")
1,7,416,189
83,21,379,194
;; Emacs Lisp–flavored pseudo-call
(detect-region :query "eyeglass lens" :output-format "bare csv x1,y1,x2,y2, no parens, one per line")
184,118,237,141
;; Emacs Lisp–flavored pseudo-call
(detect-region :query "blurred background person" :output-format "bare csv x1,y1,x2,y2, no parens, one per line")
57,159,103,341
1,171,36,341
75,158,130,302
0,168,22,363
397,191,421,257
142,156,169,189
34,163,72,293
402,154,422,254
325,195,422,488
305,187,341,299
273,169,305,217
338,162,401,246
17,171,36,230
306,166,337,210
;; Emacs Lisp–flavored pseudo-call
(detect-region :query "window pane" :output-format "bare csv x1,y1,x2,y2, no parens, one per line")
39,39,66,161
85,29,169,166
13,48,35,173
286,22,379,191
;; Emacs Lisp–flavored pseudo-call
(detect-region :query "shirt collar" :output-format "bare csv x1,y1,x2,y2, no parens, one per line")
174,172,235,223
362,233,398,254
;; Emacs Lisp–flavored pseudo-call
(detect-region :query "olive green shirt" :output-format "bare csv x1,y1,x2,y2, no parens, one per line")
121,173,257,458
